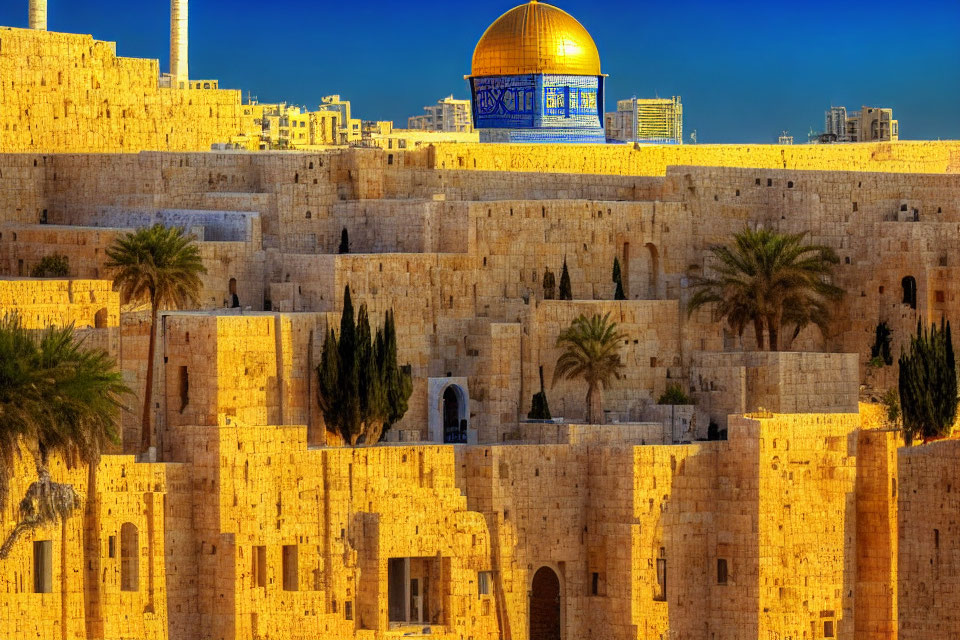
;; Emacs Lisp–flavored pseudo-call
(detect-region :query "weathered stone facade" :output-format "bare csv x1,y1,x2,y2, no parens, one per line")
3,25,960,639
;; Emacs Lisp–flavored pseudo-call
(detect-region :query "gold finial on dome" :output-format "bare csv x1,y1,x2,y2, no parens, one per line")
469,1,602,78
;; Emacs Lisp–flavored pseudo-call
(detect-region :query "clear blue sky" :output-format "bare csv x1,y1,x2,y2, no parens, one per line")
2,0,958,143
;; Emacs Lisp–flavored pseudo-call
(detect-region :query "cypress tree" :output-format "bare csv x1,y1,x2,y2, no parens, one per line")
338,228,350,254
316,302,412,446
613,256,626,300
317,328,340,433
899,318,958,444
356,303,386,445
559,258,572,301
338,285,361,444
383,310,412,429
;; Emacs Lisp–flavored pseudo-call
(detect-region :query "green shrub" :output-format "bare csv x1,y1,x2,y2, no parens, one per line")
880,387,900,426
658,383,693,405
30,254,69,278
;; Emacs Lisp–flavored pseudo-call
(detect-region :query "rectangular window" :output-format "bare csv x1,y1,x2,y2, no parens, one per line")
179,366,189,412
282,545,298,591
34,540,53,593
345,600,353,620
824,620,835,638
253,545,267,588
655,548,667,601
478,570,491,596
717,558,728,585
108,535,116,558
591,572,599,595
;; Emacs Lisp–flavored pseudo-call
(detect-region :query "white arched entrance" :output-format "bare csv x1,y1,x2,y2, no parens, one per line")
427,377,472,444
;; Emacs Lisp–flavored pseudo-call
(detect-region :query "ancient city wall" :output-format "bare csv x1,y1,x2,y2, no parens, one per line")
0,28,243,152
422,141,960,177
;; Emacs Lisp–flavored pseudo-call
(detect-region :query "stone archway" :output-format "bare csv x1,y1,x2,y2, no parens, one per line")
902,275,917,309
529,566,561,640
427,377,471,444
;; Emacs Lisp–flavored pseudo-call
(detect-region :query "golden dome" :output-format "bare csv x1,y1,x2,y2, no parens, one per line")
470,1,602,78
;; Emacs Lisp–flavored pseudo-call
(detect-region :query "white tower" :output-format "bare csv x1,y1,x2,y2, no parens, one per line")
170,0,188,83
29,0,47,30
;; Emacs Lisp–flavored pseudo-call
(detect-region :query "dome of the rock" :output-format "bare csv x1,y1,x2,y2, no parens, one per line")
470,0,602,78
466,1,608,143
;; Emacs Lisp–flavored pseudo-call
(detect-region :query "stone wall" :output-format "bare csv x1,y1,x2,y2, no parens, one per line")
0,445,174,640
421,141,960,177
0,224,265,311
898,439,960,636
691,351,860,427
0,28,243,152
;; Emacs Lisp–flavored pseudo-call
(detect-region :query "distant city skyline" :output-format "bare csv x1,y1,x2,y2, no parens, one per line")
1,0,958,143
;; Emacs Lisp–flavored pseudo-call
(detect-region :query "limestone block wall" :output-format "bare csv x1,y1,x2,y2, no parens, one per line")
455,412,865,640
422,141,960,177
119,310,152,453
690,351,860,427
627,414,862,639
629,441,715,637
0,224,266,311
753,413,859,639
0,277,119,353
52,206,262,244
0,28,243,152
0,155,47,224
516,422,668,445
384,164,664,202
898,440,960,637
457,444,592,640
0,447,172,640
165,422,500,640
855,429,899,640
324,199,469,254
467,199,682,303
160,312,327,439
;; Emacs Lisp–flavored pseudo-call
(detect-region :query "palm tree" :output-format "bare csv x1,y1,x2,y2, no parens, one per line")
0,314,129,558
552,312,626,424
687,228,843,351
106,224,205,455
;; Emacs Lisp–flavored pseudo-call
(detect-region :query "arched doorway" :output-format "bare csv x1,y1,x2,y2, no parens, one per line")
901,276,917,309
229,278,240,308
529,566,561,640
442,386,466,443
428,378,471,443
